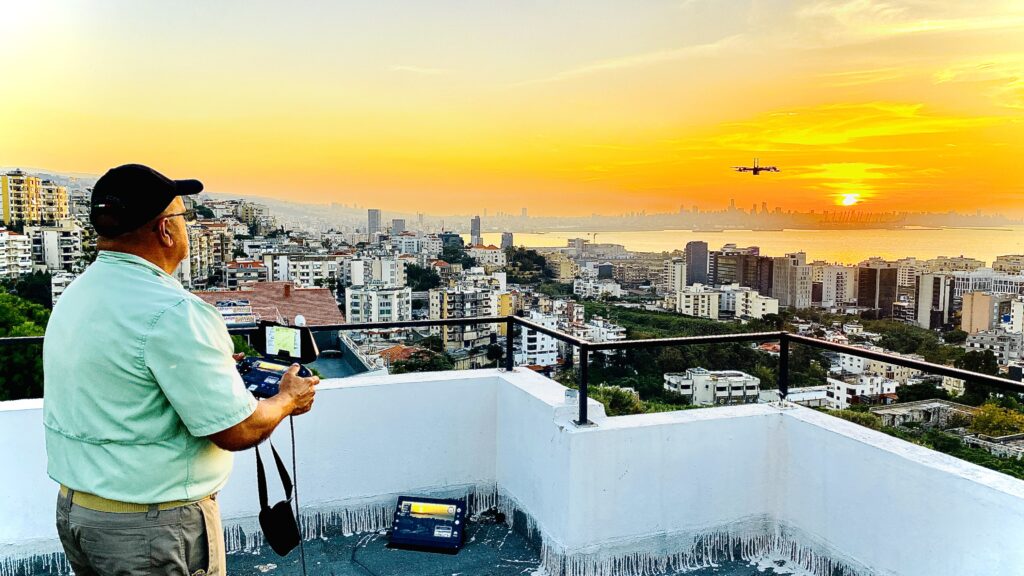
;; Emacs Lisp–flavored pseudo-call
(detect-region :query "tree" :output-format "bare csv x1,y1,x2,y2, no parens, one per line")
195,204,216,219
485,343,504,366
969,403,1024,437
943,329,968,345
2,271,53,309
391,350,454,374
0,293,50,400
440,245,476,268
896,380,950,403
407,264,442,291
957,350,1000,405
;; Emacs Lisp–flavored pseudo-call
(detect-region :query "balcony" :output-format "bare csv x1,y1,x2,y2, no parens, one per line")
3,317,1024,575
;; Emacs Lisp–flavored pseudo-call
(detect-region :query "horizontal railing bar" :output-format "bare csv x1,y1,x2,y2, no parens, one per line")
227,316,508,334
587,331,785,351
512,316,589,348
0,336,44,346
787,334,1024,394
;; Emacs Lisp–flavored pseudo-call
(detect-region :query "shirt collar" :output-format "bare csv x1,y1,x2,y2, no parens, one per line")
97,251,181,284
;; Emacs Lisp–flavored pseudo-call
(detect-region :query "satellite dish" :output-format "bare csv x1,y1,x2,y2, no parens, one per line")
294,314,307,327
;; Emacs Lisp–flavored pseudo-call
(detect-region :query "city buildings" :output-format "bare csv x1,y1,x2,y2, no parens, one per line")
825,374,898,410
516,311,559,367
573,277,622,299
345,284,413,324
0,227,32,280
24,220,83,273
915,274,955,330
965,329,1023,366
663,368,760,405
224,260,269,288
772,252,812,309
993,254,1024,274
470,215,482,246
500,232,514,250
428,286,498,350
857,261,898,318
1,170,70,225
684,241,708,285
675,284,721,320
467,244,506,268
367,208,381,238
961,291,1014,333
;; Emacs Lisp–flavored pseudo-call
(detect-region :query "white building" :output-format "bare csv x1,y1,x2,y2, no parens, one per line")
826,375,898,410
224,260,269,288
467,244,507,268
717,284,779,319
516,311,559,367
676,284,720,320
1011,299,1024,334
573,278,623,299
965,329,1023,366
345,285,413,324
25,220,84,273
262,253,343,288
50,272,76,306
0,228,32,280
663,368,760,406
772,252,812,309
952,268,1024,298
346,257,406,288
816,265,857,308
662,257,685,294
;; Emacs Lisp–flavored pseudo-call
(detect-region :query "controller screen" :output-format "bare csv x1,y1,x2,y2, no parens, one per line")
256,360,290,372
266,326,302,358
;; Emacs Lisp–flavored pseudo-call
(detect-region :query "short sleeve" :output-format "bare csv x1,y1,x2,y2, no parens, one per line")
145,298,257,437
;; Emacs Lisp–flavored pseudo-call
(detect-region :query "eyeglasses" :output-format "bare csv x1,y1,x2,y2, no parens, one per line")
152,209,197,231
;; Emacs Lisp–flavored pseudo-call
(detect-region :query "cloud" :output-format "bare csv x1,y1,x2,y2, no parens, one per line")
709,102,1000,150
515,34,742,86
934,54,1024,109
388,65,452,76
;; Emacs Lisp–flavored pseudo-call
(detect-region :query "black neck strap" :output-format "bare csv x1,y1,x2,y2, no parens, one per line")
255,441,293,510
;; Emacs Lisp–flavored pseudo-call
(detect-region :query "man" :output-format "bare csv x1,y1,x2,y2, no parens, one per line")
43,164,318,576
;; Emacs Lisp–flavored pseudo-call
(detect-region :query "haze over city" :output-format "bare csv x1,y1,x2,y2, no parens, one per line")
2,0,1023,216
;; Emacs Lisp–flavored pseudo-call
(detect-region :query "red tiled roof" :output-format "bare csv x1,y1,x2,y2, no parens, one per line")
226,260,266,269
379,345,421,363
193,281,345,326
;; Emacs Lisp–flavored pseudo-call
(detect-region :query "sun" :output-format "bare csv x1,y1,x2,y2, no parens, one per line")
838,193,861,206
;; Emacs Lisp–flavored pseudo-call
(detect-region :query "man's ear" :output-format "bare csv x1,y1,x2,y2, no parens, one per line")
157,220,175,248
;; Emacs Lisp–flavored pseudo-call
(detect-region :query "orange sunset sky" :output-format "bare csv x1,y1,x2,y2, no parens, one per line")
2,1,1023,216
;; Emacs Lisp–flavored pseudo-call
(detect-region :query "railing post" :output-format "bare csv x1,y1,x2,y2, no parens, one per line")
778,334,789,400
504,317,515,371
576,343,589,425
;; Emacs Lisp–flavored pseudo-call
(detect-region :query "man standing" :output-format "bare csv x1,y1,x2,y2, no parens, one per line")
43,164,318,575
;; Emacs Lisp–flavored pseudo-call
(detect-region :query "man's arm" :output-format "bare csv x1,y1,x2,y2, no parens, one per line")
207,363,318,451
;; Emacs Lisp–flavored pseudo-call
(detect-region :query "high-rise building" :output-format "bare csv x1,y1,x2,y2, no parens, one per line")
391,219,406,235
500,232,514,250
915,274,955,330
961,292,1015,334
662,257,685,294
1,170,44,225
367,209,381,238
857,262,899,318
772,252,812,309
470,215,482,246
684,241,708,286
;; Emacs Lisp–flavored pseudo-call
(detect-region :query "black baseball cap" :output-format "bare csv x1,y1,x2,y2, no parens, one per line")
90,164,203,237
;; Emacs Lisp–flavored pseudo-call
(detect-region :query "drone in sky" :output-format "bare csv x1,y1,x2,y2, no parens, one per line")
733,158,780,175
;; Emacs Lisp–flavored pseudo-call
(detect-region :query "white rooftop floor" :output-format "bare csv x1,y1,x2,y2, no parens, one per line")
3,368,1024,575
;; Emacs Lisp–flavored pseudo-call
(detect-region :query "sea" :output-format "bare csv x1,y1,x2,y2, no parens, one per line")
476,227,1024,266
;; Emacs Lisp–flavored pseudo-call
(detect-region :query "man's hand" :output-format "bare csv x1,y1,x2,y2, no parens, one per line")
232,353,245,362
277,364,319,416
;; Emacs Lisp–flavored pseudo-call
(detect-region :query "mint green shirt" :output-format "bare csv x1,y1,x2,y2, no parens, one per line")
44,250,257,504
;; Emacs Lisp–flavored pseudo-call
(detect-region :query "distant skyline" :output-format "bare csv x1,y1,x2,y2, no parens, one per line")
2,1,1023,216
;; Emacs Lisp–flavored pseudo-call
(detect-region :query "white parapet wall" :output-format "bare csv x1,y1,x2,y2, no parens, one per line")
3,368,1024,576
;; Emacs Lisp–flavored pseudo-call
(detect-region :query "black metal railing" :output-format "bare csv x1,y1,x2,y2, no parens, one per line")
6,316,1024,426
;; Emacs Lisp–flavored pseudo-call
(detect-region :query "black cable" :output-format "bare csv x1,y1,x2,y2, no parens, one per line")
290,416,308,576
351,533,383,576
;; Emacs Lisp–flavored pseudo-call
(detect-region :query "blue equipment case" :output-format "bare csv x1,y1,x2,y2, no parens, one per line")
389,496,466,553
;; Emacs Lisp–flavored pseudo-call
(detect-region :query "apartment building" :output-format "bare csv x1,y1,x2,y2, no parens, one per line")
224,260,269,288
24,220,83,272
345,284,413,324
663,368,760,406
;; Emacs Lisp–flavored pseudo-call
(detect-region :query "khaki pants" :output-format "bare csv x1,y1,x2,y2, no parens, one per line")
55,488,225,576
